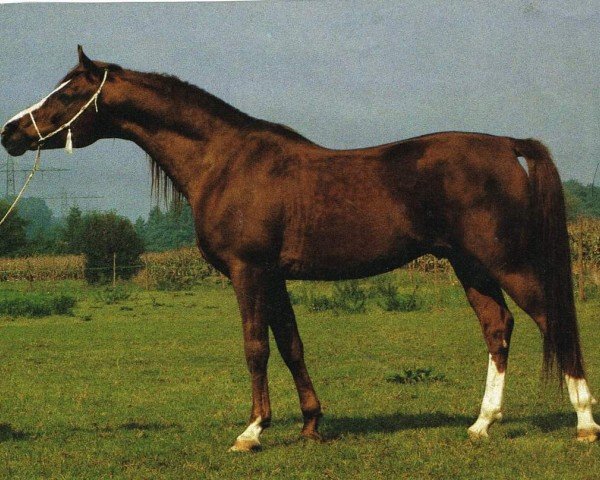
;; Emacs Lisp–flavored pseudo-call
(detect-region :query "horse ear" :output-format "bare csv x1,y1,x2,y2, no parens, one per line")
77,45,101,74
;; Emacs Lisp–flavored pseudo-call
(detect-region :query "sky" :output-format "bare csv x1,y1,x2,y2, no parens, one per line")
0,1,598,220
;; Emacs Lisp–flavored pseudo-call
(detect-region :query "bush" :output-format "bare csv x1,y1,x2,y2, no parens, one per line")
0,291,76,318
290,281,367,314
376,282,423,312
332,280,367,313
136,247,216,290
95,285,131,304
0,199,28,256
52,294,77,315
306,292,336,312
80,212,144,284
386,367,445,384
288,290,302,306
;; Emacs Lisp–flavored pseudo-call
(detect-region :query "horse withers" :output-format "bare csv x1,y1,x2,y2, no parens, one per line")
2,46,598,449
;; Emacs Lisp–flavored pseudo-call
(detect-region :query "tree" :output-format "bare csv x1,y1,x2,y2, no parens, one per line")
18,197,55,240
0,200,28,256
134,216,147,241
79,211,144,284
142,205,167,250
563,180,600,219
17,197,63,254
61,206,85,253
165,202,196,249
141,202,195,251
564,189,583,222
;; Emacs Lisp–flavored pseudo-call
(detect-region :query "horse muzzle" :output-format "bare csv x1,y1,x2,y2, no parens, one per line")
1,121,35,156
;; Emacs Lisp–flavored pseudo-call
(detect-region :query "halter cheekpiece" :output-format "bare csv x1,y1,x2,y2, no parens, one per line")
29,69,109,153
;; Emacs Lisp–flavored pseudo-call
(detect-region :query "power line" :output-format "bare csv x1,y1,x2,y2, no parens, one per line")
1,157,101,215
2,157,70,198
40,191,104,216
4,157,15,199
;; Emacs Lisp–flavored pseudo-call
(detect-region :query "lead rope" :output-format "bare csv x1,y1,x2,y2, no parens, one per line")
0,147,41,227
0,69,108,228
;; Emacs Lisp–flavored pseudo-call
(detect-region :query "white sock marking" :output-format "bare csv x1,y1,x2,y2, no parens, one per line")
469,354,505,437
235,416,263,444
565,375,599,432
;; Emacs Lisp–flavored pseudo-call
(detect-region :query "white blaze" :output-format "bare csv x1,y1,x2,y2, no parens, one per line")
468,354,505,438
2,80,71,131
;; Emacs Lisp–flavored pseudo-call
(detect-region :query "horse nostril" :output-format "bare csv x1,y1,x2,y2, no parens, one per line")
1,121,18,138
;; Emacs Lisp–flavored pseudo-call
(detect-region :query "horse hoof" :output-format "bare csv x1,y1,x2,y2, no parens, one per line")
467,427,489,441
228,438,262,452
576,428,599,443
301,430,323,442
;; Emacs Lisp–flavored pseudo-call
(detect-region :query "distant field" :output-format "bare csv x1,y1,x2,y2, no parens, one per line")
0,272,598,479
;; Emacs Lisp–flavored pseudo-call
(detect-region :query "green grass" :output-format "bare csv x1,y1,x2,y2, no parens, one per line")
0,290,76,317
0,272,598,479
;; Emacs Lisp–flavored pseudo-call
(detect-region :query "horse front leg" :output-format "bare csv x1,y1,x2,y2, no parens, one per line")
267,277,322,440
228,263,272,452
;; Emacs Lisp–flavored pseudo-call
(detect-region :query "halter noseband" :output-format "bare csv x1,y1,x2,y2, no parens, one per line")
29,69,109,153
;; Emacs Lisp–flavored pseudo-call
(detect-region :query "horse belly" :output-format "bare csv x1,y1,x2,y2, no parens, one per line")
279,208,420,279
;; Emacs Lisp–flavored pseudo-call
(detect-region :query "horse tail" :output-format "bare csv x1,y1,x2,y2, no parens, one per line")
513,138,584,380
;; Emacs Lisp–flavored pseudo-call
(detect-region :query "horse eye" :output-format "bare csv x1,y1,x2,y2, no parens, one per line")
56,93,72,104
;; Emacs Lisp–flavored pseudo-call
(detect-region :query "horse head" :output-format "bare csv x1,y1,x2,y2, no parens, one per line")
1,46,118,156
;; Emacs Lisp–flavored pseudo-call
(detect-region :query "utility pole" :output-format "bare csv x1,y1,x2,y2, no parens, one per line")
4,157,15,198
2,159,69,198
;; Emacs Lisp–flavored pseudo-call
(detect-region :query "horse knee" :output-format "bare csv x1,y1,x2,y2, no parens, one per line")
244,339,270,371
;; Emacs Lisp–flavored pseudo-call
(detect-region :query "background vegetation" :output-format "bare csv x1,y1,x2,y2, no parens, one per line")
564,180,600,220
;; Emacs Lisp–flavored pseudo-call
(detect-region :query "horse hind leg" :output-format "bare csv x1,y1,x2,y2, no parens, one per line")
566,376,600,442
451,257,514,439
496,268,600,442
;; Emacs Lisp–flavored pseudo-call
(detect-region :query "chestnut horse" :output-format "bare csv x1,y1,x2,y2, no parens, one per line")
2,47,598,449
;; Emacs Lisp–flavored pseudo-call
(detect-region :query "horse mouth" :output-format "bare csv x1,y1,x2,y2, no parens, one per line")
1,135,31,157
3,143,28,157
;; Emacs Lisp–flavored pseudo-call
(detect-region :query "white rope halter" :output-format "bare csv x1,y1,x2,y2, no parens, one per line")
29,69,109,153
0,69,108,227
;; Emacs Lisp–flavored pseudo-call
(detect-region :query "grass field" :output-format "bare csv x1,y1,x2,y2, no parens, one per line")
0,272,598,479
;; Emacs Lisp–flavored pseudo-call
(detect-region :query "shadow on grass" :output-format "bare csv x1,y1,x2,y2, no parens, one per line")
322,412,472,438
528,411,574,433
70,421,182,434
0,423,30,442
313,411,575,439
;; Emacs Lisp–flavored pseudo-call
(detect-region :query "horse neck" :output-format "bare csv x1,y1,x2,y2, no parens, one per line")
104,69,251,198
